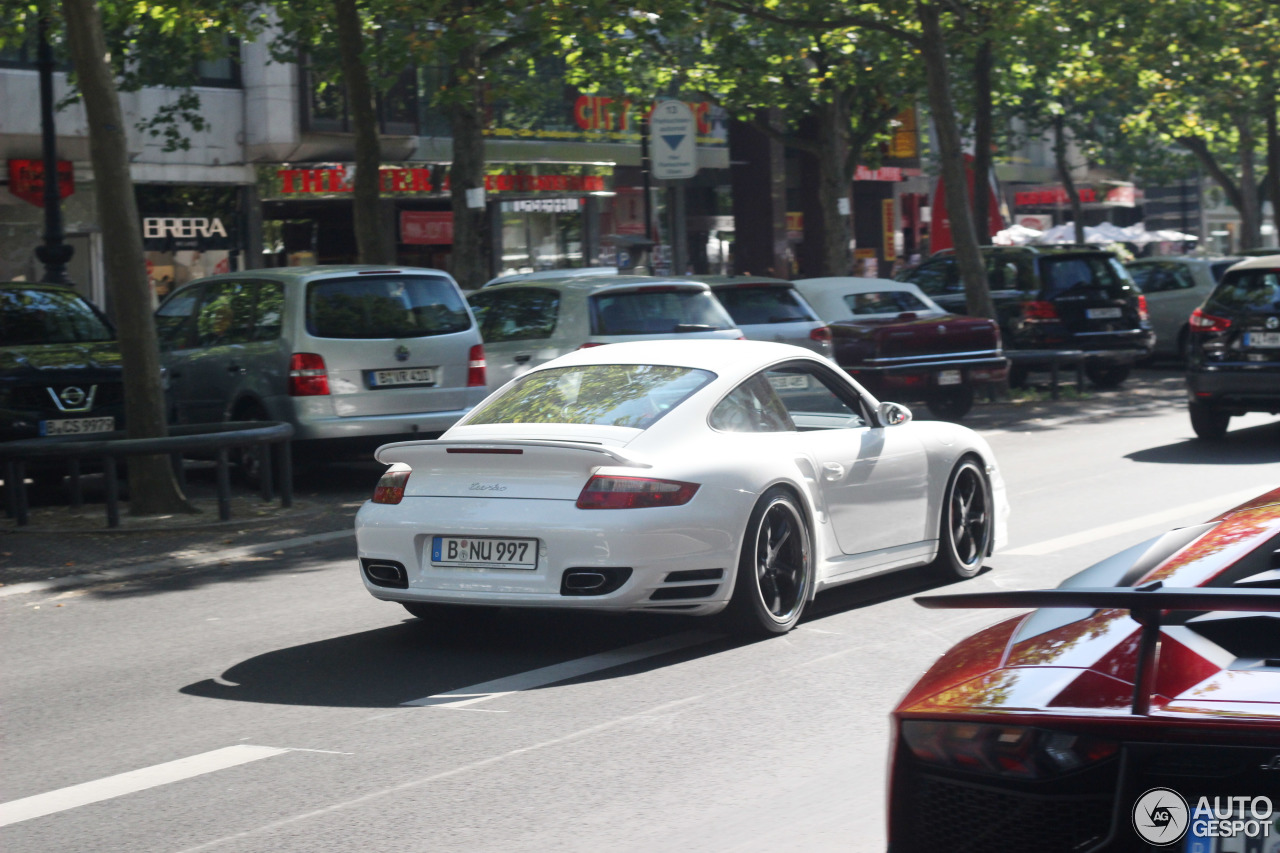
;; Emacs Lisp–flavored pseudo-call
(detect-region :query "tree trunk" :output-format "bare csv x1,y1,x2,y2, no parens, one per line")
917,1,993,319
1179,135,1247,239
333,0,390,264
971,37,995,244
62,0,192,515
816,95,852,276
446,41,490,289
1236,114,1260,250
1053,115,1085,244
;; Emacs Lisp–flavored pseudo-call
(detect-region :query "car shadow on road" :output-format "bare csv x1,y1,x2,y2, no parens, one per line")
177,565,974,709
1126,420,1280,465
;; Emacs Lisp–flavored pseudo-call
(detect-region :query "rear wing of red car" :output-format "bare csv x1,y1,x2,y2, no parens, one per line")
916,582,1280,716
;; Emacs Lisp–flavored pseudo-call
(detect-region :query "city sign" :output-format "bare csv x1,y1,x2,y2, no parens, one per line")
650,100,698,181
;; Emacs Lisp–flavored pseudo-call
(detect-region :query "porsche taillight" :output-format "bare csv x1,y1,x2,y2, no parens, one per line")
289,353,329,396
576,475,700,509
372,465,411,504
900,721,1118,780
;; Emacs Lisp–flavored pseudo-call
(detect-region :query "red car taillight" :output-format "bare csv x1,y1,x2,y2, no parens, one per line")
288,352,329,396
900,721,1118,780
576,475,700,509
1137,294,1149,323
1022,301,1059,322
810,325,832,344
1189,307,1232,333
467,344,486,387
372,465,411,504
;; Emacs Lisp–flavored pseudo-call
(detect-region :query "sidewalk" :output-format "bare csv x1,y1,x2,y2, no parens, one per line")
0,370,1189,592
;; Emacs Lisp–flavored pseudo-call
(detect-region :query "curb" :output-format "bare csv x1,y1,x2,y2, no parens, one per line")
0,529,354,599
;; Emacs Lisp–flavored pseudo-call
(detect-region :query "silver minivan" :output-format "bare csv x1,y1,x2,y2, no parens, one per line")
466,276,742,389
155,266,487,468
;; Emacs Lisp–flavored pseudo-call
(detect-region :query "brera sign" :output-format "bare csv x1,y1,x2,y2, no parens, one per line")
143,217,228,239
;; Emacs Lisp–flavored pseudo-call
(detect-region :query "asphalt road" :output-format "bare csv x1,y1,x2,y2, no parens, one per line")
3,401,1280,853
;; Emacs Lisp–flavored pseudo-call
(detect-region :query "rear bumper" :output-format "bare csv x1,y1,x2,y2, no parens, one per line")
290,407,477,442
1187,366,1280,413
844,355,1008,398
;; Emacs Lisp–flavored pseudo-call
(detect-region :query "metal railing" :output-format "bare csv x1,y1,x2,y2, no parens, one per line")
1,421,294,528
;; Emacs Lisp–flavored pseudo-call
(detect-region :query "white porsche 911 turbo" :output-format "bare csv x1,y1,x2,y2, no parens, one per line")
355,340,1009,636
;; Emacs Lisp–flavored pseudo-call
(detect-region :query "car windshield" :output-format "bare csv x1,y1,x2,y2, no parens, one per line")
714,286,816,325
0,287,114,345
843,290,933,315
1208,268,1280,314
590,288,734,335
465,364,715,428
1039,255,1130,298
307,275,470,339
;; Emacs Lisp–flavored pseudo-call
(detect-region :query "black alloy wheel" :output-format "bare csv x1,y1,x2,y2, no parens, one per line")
726,487,813,636
1084,364,1131,389
932,459,992,579
925,386,974,422
1189,401,1231,440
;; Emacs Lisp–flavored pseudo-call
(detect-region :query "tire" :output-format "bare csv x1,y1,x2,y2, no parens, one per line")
925,386,974,421
1084,364,1130,389
1189,401,1230,440
931,458,993,580
724,487,814,637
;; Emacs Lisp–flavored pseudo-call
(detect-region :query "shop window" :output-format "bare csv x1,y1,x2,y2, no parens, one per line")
195,38,241,88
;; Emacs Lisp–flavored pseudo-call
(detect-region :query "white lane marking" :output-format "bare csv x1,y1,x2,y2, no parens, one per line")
0,745,290,828
403,630,721,708
1001,486,1271,556
0,530,354,599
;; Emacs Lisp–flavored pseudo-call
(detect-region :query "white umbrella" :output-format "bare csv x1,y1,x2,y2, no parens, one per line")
1034,223,1108,244
993,223,1043,245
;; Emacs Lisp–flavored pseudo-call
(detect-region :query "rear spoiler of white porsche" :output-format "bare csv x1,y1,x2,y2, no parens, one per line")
375,438,652,469
916,582,1280,716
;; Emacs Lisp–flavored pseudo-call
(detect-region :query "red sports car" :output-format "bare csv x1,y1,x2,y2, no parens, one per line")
889,487,1280,853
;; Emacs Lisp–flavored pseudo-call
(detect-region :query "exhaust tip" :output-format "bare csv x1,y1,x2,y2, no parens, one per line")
560,567,632,596
361,558,408,589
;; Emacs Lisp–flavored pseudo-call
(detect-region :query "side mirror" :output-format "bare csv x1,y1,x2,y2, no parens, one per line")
878,401,913,427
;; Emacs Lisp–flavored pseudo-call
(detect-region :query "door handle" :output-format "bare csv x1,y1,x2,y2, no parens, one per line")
823,462,845,481
513,354,532,364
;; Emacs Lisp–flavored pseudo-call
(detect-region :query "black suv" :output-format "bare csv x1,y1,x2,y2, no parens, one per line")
1185,254,1280,439
897,246,1155,387
1,283,125,451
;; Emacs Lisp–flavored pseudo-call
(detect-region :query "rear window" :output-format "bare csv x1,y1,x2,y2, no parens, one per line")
591,288,734,335
1208,268,1280,314
307,275,470,339
1038,255,1131,298
0,287,114,345
843,290,932,315
713,286,816,325
466,364,715,428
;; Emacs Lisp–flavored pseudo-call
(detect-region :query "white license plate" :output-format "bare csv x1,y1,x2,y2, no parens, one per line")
1244,331,1280,348
1185,810,1280,852
769,374,809,390
1086,307,1123,319
937,370,962,386
431,536,538,570
371,367,435,387
40,416,115,436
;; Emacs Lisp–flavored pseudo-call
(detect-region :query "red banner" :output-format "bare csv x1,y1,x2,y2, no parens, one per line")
929,155,1003,253
8,159,74,208
400,211,453,245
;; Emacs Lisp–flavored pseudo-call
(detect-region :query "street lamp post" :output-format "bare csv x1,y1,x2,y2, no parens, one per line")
35,10,74,284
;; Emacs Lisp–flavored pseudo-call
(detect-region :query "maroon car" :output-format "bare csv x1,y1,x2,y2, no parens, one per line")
889,488,1280,853
794,278,1007,421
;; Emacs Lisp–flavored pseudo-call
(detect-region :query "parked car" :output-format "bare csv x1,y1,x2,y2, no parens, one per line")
897,246,1154,388
1,282,125,443
154,266,486,477
698,275,832,358
1125,255,1241,358
888,487,1280,853
465,275,742,389
793,278,1006,421
1185,254,1280,439
356,339,1008,636
478,267,618,289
